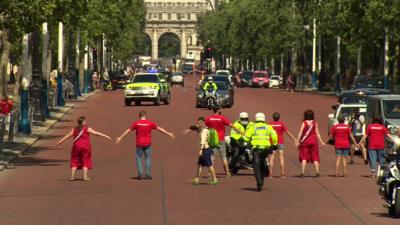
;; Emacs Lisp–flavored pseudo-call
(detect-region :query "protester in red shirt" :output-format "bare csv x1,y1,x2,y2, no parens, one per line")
116,111,175,180
325,115,357,177
0,94,13,115
205,106,243,177
359,117,395,177
268,112,298,178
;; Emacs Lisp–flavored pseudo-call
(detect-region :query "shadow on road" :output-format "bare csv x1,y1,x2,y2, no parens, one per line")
13,157,68,167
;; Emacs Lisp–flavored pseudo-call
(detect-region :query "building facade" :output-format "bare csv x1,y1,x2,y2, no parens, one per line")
144,0,213,62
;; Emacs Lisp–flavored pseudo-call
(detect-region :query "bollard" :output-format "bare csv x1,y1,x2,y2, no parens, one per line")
8,111,17,143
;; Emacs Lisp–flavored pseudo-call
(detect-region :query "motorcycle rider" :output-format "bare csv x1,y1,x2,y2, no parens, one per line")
245,113,278,192
229,112,253,174
203,76,218,92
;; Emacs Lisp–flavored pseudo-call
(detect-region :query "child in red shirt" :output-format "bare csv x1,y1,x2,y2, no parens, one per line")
325,115,357,177
268,112,298,178
359,117,395,177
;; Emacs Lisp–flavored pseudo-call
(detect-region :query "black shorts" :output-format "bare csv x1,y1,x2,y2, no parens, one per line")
354,136,363,143
198,148,214,167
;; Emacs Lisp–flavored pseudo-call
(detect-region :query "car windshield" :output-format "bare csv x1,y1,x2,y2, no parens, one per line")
206,76,229,84
383,100,400,119
338,106,366,119
132,75,158,83
183,65,192,69
243,72,252,79
341,96,367,104
355,76,384,89
270,76,279,80
171,73,183,77
217,71,230,76
254,73,266,78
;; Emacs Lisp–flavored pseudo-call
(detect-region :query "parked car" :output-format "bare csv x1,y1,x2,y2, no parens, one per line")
339,88,390,104
170,72,184,87
124,73,170,106
251,70,269,88
196,81,233,108
328,103,367,134
367,95,400,154
269,75,282,88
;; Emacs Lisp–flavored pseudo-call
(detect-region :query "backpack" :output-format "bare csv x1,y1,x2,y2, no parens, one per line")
207,128,220,148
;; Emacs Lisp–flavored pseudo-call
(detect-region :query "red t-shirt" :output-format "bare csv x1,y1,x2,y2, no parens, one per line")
269,121,287,144
330,123,351,149
0,100,12,115
367,123,388,150
129,119,158,147
205,115,231,142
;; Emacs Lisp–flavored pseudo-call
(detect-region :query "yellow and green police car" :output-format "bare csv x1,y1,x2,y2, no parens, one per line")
124,73,170,106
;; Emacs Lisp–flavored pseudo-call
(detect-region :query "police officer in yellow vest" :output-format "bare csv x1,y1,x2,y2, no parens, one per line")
229,112,252,174
245,112,278,192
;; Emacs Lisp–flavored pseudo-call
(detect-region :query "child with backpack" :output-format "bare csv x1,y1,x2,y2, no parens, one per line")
183,117,219,185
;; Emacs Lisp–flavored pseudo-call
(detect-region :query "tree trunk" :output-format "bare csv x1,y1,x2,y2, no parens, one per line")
0,31,11,96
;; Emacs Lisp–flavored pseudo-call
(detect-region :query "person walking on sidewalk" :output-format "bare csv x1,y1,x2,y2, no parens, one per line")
183,117,219,185
268,112,298,178
359,117,395,178
286,74,295,94
116,111,175,180
296,110,325,177
205,106,243,177
57,116,111,181
325,115,357,177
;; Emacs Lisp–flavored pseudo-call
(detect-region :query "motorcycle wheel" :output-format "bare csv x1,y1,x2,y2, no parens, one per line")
389,189,400,217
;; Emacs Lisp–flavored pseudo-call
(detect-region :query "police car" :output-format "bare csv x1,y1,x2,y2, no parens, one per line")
124,73,170,106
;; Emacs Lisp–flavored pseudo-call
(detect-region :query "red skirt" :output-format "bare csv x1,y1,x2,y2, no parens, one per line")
298,143,320,163
70,146,92,169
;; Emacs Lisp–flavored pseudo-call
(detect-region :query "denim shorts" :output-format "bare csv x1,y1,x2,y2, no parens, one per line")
335,148,349,156
272,144,285,151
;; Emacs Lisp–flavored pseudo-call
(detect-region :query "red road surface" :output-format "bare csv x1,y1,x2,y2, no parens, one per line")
0,75,397,225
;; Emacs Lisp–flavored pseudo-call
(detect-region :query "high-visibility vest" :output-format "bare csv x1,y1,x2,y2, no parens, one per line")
246,122,278,149
230,121,246,140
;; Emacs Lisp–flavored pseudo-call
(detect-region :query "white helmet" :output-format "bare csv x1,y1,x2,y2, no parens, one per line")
239,112,249,119
255,112,266,122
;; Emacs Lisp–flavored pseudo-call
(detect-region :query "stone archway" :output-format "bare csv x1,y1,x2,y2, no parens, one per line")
158,32,180,58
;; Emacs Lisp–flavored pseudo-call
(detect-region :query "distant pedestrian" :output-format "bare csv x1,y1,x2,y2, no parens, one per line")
268,112,298,178
116,111,175,180
359,117,395,178
183,117,219,185
286,74,295,94
57,117,111,181
205,106,243,177
296,110,325,177
0,94,14,116
92,71,99,89
325,115,357,177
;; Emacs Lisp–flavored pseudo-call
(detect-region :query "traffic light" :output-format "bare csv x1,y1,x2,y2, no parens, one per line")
205,47,212,59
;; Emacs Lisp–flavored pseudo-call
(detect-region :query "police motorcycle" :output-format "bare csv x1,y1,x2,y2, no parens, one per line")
225,136,253,174
377,153,400,217
204,88,219,110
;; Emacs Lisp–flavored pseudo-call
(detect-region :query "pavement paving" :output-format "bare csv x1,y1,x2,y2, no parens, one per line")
0,76,397,225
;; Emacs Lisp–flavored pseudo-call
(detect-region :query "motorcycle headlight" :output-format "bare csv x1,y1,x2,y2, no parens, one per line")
376,165,385,185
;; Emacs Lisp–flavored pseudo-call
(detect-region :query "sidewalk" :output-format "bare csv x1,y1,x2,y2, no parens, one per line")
0,92,96,172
